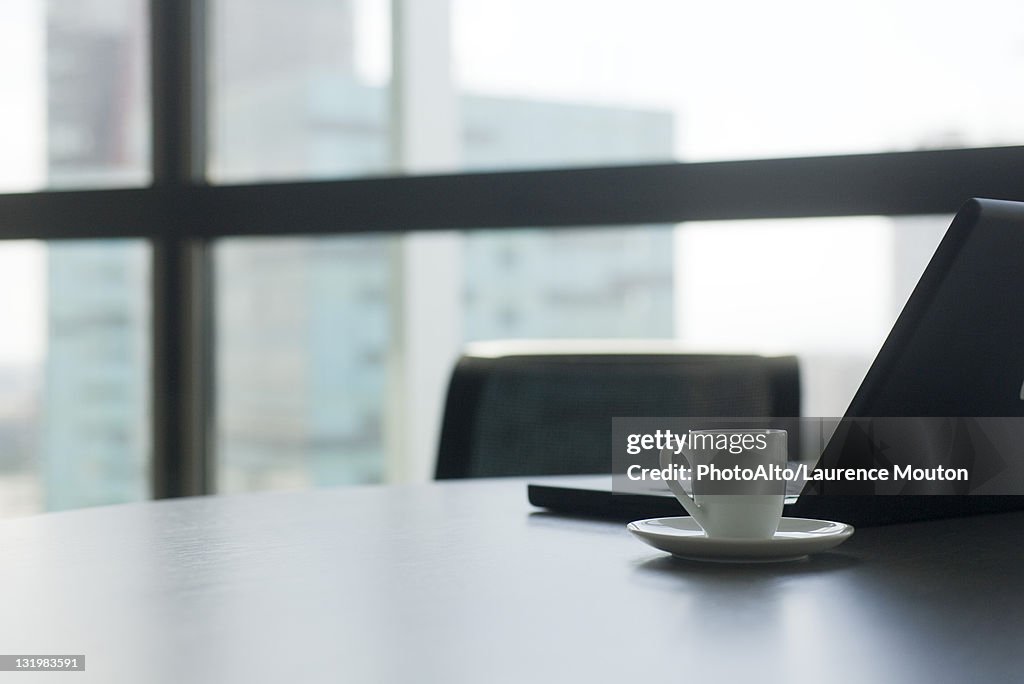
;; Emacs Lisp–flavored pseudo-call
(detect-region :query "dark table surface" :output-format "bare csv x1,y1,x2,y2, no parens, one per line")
0,476,1021,683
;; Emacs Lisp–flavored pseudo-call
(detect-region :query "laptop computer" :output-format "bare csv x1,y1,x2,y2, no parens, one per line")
528,197,1024,525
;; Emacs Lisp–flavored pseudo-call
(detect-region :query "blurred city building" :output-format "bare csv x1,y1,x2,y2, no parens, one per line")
39,0,674,502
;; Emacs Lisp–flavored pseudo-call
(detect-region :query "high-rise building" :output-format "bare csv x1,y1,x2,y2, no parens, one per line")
43,241,149,510
43,0,149,510
43,0,675,500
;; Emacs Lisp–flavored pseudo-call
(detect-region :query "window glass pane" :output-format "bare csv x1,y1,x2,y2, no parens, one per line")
214,235,393,491
0,0,149,192
452,0,1024,171
464,219,947,418
214,219,945,490
0,240,151,518
464,227,674,339
676,215,949,415
208,0,392,182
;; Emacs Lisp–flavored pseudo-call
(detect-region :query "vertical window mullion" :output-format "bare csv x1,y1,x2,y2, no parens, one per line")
149,0,214,498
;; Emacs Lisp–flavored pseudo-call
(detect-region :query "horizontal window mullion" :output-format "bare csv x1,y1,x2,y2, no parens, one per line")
0,188,176,240
2,146,1024,240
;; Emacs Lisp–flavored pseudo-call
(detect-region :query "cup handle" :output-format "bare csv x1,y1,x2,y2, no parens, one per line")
659,445,702,520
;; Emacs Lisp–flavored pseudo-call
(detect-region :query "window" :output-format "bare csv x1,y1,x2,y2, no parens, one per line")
0,0,1018,512
453,0,1024,171
208,0,391,182
677,215,948,416
0,240,150,517
211,216,947,491
0,0,151,516
0,0,149,193
214,234,392,491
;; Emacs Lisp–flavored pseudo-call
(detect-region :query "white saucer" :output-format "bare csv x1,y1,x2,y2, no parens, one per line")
627,517,854,563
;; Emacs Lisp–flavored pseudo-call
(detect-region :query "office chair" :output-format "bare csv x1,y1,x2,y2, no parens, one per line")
435,340,800,479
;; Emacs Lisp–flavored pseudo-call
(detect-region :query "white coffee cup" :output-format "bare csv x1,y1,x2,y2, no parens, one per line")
659,428,787,540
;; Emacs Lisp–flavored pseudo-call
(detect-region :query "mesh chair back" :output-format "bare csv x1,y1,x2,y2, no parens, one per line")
435,351,800,479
